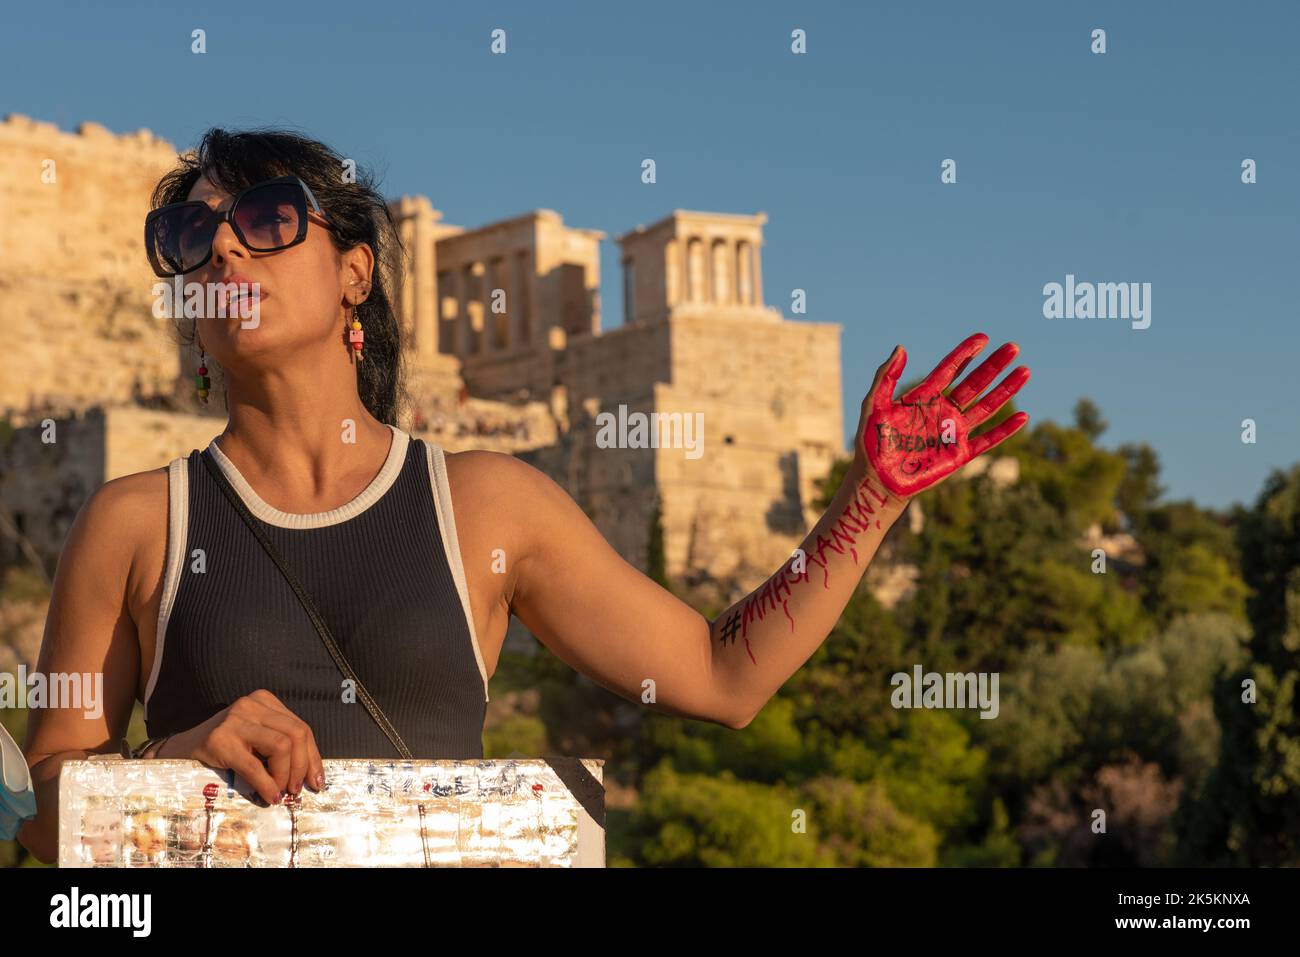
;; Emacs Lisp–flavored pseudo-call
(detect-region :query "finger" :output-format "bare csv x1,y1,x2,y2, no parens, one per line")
964,364,1030,427
946,352,980,390
240,723,294,799
964,366,1030,427
901,332,988,402
255,711,313,796
949,341,1019,410
249,693,323,791
248,689,288,712
867,345,906,414
216,742,282,806
969,411,1030,458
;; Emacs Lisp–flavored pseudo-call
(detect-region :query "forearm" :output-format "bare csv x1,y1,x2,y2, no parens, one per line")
17,748,94,864
708,462,909,724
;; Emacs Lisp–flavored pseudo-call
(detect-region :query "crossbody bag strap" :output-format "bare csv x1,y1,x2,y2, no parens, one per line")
199,448,413,760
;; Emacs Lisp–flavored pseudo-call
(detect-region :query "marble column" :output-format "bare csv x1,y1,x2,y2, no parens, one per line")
737,239,753,305
452,265,467,359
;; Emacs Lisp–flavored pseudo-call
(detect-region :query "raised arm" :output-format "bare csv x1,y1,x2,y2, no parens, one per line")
506,332,1030,729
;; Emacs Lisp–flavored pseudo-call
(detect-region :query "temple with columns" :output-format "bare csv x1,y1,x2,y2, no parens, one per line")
386,198,845,592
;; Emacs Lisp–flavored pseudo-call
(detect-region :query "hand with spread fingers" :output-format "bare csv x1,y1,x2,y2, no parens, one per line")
856,332,1031,499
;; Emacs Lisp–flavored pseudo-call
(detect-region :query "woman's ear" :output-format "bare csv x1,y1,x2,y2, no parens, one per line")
342,244,375,306
346,276,373,307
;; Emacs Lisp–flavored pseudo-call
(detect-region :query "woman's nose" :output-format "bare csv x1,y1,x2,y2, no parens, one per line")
209,220,247,268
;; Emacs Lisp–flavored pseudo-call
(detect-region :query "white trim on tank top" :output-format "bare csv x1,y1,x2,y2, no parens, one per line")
203,424,408,530
425,442,491,703
144,455,189,720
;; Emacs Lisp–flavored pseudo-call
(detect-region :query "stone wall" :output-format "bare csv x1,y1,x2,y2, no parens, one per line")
0,115,183,413
520,320,671,566
657,313,844,591
0,408,107,574
523,309,846,593
0,406,226,573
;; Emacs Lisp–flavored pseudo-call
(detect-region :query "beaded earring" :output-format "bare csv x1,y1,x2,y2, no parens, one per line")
347,280,368,363
196,347,210,404
348,303,365,363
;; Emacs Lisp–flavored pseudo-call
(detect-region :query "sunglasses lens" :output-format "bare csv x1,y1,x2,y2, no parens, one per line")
149,205,214,275
233,181,305,251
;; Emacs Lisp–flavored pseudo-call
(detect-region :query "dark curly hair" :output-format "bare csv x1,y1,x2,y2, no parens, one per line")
150,128,407,425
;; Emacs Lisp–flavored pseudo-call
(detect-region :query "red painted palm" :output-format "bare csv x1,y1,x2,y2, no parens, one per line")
860,332,1031,498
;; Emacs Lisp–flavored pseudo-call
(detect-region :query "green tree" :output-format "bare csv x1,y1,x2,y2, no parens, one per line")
642,696,815,784
783,584,910,742
1177,466,1300,864
1117,442,1164,529
1139,501,1247,626
1008,421,1127,533
979,613,1247,859
898,474,1148,670
1073,397,1108,442
800,776,938,866
629,761,831,866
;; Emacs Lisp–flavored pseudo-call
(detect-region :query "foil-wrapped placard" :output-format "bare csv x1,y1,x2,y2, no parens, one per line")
59,756,604,868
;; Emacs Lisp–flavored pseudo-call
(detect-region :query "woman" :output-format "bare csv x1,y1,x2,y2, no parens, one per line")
15,129,1029,864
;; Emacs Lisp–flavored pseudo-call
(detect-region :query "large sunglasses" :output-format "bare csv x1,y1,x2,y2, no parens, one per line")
145,175,334,278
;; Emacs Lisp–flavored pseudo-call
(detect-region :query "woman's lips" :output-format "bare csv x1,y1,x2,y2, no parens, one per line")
218,275,265,314
229,288,262,307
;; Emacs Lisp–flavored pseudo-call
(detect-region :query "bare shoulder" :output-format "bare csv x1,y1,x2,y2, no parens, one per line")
442,448,554,507
440,449,571,560
79,467,170,535
61,466,170,587
440,450,558,618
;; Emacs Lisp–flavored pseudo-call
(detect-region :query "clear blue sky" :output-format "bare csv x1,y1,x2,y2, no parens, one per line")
3,0,1295,509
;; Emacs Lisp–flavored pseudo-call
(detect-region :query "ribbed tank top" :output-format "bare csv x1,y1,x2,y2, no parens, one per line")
143,426,490,759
